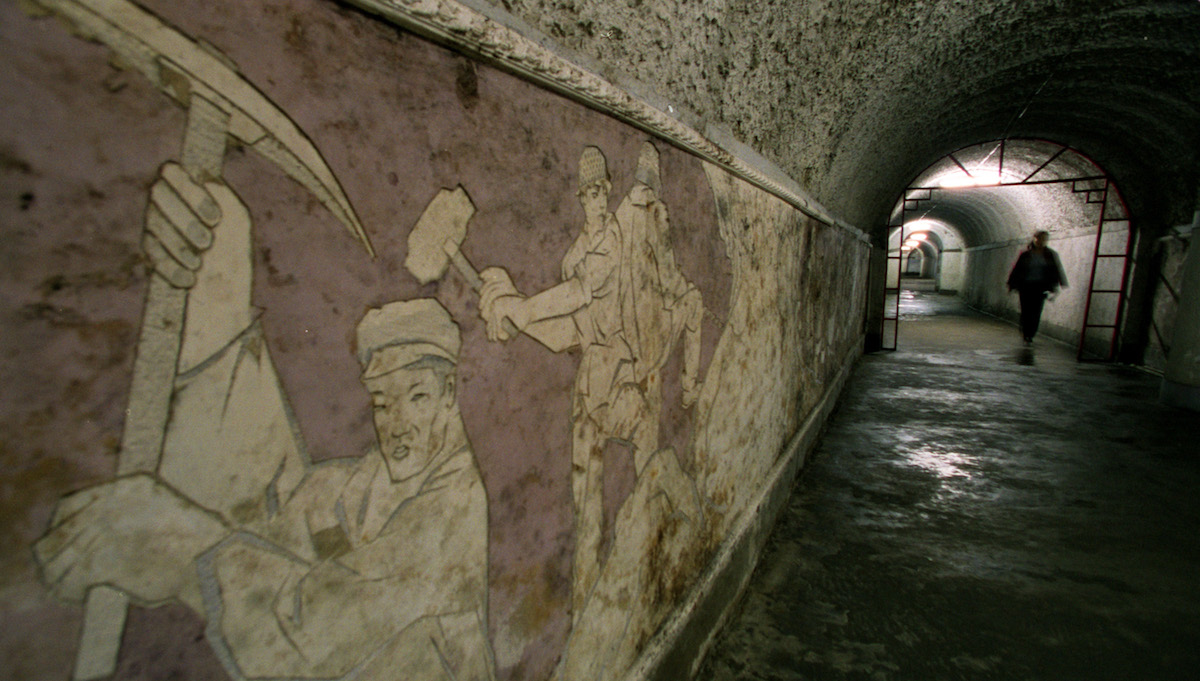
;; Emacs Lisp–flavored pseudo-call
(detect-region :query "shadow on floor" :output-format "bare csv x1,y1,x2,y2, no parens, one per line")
698,292,1200,681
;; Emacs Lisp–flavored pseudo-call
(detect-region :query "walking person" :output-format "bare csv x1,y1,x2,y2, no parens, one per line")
1007,230,1067,344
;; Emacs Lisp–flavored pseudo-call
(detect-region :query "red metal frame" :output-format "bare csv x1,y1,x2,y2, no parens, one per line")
882,139,1135,360
1077,179,1135,361
881,188,934,351
881,217,903,351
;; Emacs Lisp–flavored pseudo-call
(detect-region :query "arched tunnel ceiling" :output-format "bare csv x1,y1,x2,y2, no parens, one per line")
497,0,1200,237
902,198,1022,248
889,140,1125,248
817,1,1200,236
894,187,1090,249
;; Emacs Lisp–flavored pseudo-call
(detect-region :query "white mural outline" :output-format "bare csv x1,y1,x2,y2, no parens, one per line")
11,2,869,679
419,143,710,679
26,2,496,680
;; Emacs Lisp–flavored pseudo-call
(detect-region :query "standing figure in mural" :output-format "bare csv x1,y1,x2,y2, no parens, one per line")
477,143,704,624
34,167,495,680
615,141,704,416
478,146,654,619
1007,229,1068,345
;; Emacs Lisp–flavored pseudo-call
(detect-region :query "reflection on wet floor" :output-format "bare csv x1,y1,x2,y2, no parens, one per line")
899,445,976,481
700,290,1200,681
894,289,1081,372
898,285,968,319
1016,346,1035,366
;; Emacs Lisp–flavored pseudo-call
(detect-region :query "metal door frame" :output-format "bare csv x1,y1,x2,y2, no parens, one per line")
880,138,1134,360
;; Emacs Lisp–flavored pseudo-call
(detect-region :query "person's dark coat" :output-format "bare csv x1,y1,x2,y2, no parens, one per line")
1007,247,1067,293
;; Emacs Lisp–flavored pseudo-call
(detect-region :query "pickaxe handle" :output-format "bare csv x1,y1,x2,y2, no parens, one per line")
444,243,520,338
73,94,230,681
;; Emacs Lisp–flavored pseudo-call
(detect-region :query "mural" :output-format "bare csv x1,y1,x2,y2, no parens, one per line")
1,0,868,680
475,142,702,617
22,1,492,679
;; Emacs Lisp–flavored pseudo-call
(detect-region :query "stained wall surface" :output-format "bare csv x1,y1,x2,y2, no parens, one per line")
0,1,868,680
1146,231,1194,372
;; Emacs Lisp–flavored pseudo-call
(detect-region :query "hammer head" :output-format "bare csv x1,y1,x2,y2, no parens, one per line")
406,185,476,284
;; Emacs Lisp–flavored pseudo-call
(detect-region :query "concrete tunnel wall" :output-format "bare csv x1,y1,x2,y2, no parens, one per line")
6,0,1200,679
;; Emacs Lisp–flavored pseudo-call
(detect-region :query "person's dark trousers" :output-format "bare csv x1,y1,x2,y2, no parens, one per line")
1018,287,1047,341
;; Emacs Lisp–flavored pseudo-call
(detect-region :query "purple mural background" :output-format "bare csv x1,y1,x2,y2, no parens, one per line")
0,1,730,679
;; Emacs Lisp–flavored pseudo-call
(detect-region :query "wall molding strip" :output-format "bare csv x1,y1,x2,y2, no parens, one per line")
344,0,870,244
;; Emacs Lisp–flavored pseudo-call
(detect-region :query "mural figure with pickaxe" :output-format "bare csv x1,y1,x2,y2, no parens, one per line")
28,2,496,680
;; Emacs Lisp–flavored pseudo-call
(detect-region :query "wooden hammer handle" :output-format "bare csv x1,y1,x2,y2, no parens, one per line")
447,247,520,338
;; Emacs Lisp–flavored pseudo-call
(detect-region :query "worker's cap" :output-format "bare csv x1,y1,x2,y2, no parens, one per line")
633,141,661,194
578,146,609,190
356,299,460,379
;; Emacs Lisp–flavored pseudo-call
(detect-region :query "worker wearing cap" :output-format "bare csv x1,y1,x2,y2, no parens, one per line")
479,146,654,621
35,164,495,680
616,141,704,415
196,298,496,680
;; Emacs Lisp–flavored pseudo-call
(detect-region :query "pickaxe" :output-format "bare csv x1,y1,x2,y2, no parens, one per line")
27,1,375,679
406,185,518,338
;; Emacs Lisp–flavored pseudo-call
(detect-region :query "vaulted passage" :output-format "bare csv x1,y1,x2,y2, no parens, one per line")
700,292,1200,679
878,140,1136,360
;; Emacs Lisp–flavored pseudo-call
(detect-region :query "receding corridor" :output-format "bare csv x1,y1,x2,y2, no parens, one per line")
700,290,1200,680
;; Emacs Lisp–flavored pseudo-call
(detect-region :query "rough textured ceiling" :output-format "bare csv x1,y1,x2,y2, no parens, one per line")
496,0,1200,237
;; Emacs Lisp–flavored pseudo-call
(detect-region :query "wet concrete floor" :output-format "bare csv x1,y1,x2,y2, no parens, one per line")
699,290,1200,680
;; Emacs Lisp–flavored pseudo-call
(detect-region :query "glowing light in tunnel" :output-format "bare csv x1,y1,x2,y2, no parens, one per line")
901,446,978,489
937,171,1003,188
904,219,941,233
909,233,928,241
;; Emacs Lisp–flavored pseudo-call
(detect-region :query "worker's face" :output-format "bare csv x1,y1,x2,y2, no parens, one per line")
1034,232,1049,248
578,181,609,224
365,366,455,481
628,182,656,205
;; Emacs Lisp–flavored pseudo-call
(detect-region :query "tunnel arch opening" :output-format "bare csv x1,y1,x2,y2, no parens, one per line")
878,139,1134,360
887,218,966,293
